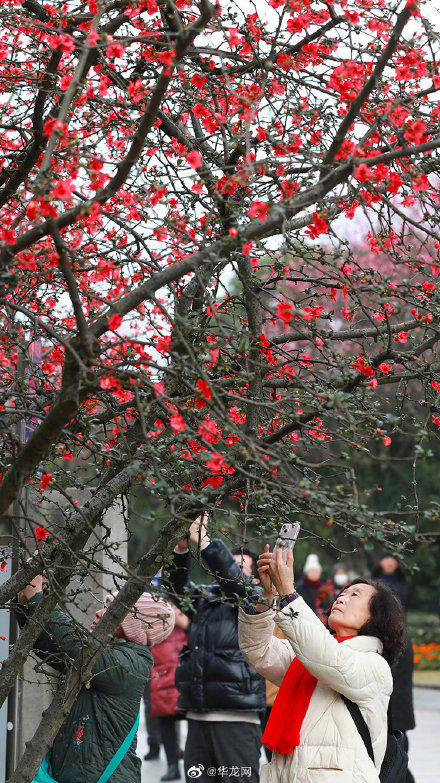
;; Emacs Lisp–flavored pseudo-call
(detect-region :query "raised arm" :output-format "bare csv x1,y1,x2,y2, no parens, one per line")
238,607,294,686
258,545,393,703
190,515,260,603
15,590,98,673
15,585,158,693
165,547,192,597
275,597,392,702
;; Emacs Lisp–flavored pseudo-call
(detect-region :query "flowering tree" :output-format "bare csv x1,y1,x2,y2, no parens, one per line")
0,0,440,776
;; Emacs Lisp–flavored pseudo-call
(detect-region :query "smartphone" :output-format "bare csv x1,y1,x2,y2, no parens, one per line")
273,522,300,563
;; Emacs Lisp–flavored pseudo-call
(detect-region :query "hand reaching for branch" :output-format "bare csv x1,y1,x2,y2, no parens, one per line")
17,574,44,604
189,512,210,548
175,512,211,553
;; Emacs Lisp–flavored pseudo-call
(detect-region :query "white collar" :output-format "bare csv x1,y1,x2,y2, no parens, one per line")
340,634,383,655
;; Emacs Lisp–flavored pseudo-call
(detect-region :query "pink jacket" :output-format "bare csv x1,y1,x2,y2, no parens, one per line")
150,625,188,718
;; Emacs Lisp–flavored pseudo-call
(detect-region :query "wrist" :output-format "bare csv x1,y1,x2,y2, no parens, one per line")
255,594,276,612
191,534,210,548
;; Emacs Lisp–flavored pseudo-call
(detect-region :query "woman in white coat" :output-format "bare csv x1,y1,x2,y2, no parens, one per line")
238,546,405,783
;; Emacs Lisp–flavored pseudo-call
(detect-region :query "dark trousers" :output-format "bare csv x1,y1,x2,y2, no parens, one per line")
143,681,161,747
260,707,272,762
160,715,180,766
184,719,261,783
402,733,415,783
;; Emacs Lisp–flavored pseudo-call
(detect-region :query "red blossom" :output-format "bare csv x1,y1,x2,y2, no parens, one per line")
241,242,254,255
197,379,211,399
51,180,74,201
158,49,176,66
39,473,52,490
394,331,408,343
43,118,68,137
198,419,221,444
305,212,329,239
128,79,146,104
106,40,125,59
354,164,373,183
35,526,50,541
201,475,223,487
404,119,427,145
187,150,202,169
276,302,294,325
156,335,172,354
108,313,123,331
248,201,269,221
302,306,323,322
354,356,375,377
378,363,392,374
228,407,246,424
206,453,226,473
169,414,186,433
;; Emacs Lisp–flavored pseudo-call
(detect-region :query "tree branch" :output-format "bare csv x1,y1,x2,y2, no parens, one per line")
322,0,416,171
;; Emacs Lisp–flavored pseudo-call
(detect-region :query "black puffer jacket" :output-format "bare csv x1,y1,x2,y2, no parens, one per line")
371,564,412,611
167,539,265,714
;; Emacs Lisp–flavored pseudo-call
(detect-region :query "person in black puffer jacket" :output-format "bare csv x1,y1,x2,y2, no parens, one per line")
371,552,416,783
166,515,266,783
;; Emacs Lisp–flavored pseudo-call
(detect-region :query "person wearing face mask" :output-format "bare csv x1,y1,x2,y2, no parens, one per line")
295,553,333,621
15,576,175,783
238,545,406,783
330,562,351,594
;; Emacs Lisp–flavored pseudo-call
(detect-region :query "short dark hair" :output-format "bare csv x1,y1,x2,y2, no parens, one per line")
331,577,406,666
232,547,259,579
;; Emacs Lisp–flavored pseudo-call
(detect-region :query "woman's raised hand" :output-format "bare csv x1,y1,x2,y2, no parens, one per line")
267,545,295,596
257,544,275,597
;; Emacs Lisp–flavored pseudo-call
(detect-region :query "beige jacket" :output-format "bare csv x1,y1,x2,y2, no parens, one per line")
238,596,393,783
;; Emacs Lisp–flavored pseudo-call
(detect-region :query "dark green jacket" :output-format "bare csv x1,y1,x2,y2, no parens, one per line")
16,593,153,783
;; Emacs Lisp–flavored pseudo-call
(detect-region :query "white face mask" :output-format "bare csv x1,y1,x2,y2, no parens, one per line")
334,573,348,587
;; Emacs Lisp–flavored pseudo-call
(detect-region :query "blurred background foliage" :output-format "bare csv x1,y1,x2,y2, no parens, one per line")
128,429,440,612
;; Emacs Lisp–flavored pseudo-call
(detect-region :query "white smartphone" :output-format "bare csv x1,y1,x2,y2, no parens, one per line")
273,522,301,563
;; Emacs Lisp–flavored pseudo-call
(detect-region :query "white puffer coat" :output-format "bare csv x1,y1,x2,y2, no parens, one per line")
238,596,393,783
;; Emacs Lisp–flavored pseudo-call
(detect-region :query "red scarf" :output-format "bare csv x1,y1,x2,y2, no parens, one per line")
261,636,355,754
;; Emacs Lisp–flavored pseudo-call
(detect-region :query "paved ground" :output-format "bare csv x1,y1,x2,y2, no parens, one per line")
139,686,440,783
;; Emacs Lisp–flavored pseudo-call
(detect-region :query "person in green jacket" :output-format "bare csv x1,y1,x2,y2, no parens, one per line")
16,575,175,783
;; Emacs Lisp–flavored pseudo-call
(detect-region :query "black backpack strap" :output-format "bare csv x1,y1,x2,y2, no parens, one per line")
341,695,375,764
